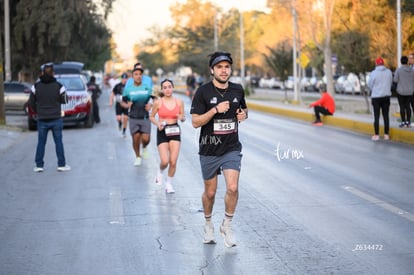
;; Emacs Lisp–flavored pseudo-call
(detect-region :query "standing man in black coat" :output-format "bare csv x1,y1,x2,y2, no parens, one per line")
29,63,71,172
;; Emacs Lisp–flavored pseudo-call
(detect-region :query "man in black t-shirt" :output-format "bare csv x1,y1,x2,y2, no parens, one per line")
110,73,129,136
191,52,248,248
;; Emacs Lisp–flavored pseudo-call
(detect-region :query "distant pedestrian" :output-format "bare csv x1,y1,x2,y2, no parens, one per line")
110,72,129,136
408,53,414,119
149,79,185,193
393,55,414,128
121,63,153,166
186,73,196,100
368,57,393,141
29,63,71,172
87,76,102,123
191,51,248,247
308,83,335,126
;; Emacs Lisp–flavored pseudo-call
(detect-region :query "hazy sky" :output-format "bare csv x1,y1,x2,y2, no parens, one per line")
106,0,268,59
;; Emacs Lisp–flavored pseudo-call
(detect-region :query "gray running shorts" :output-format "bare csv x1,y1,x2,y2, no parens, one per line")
199,151,242,180
129,118,151,135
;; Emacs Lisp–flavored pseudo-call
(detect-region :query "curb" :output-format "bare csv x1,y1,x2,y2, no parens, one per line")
247,102,414,145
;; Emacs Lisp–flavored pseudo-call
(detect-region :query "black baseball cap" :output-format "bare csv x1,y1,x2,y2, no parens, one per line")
209,52,233,68
132,63,144,73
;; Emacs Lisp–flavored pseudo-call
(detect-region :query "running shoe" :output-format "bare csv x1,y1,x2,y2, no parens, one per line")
371,135,380,141
203,222,216,244
312,120,323,126
220,224,237,247
134,157,142,166
57,165,71,172
165,182,175,193
406,122,412,128
33,167,44,173
142,148,149,159
155,174,163,185
399,122,407,128
383,134,390,140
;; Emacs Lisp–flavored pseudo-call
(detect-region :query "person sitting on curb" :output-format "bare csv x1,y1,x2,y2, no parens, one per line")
309,84,335,126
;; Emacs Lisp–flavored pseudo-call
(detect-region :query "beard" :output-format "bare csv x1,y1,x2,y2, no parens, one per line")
214,74,229,84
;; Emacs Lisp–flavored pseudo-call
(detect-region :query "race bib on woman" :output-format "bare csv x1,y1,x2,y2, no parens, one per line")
165,125,180,136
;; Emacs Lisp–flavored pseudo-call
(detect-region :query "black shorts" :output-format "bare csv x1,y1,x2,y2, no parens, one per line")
115,103,128,116
157,123,181,146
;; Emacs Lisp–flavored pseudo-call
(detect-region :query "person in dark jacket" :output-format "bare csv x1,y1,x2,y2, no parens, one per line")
110,73,129,136
368,57,393,141
393,55,414,128
29,63,71,172
87,76,102,123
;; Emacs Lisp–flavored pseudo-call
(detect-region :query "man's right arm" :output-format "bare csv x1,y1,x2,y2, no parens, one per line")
59,84,67,104
192,106,218,128
29,85,36,112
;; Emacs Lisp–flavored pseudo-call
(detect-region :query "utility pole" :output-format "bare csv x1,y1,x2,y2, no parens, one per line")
4,0,11,81
397,0,402,65
0,0,8,125
240,11,245,87
214,13,218,51
292,1,299,103
0,20,5,125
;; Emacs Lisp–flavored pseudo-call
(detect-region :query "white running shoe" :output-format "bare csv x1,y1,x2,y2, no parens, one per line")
142,148,149,159
155,174,163,185
134,157,142,166
203,222,216,244
220,224,237,247
57,165,71,172
34,167,44,173
165,182,175,193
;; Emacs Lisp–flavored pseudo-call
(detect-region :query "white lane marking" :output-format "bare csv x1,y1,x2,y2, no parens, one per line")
109,187,125,225
342,186,414,223
107,142,117,160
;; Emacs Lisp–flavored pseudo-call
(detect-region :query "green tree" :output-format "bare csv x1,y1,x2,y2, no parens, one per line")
1,0,113,80
263,41,293,102
332,0,413,69
332,30,372,112
168,0,218,75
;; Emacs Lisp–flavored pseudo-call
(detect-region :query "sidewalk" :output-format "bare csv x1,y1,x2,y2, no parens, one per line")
246,88,414,145
0,125,26,152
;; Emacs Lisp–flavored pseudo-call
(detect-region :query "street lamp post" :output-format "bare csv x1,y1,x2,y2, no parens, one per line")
292,4,299,103
397,0,401,65
4,0,11,81
214,13,219,51
240,11,245,87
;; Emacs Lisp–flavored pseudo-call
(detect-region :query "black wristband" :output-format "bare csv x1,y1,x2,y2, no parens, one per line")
214,106,219,113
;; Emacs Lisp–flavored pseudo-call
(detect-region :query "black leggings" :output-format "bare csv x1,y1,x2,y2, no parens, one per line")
314,106,332,121
397,94,412,123
411,96,414,118
371,96,390,135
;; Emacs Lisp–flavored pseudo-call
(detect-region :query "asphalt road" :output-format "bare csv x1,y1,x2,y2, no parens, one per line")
0,89,413,275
